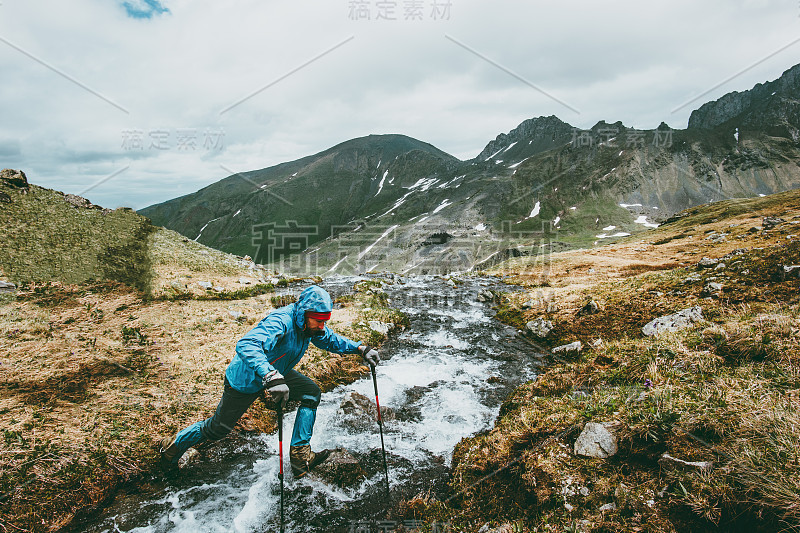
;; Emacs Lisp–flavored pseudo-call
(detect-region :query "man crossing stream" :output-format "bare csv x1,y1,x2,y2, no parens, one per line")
159,285,380,477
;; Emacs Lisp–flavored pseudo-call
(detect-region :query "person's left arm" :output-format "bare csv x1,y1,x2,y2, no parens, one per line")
310,328,362,354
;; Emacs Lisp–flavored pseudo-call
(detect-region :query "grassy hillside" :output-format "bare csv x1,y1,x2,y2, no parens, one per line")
398,189,800,532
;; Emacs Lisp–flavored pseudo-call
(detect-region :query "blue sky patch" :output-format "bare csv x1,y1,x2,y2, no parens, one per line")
121,0,170,19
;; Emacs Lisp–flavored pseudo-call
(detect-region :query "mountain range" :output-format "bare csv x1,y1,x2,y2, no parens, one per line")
140,63,800,275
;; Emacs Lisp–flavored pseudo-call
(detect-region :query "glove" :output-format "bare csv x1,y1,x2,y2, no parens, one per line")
359,345,380,367
262,370,290,409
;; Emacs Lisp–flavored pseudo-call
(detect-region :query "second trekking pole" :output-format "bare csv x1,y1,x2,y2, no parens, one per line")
371,364,390,503
277,405,285,533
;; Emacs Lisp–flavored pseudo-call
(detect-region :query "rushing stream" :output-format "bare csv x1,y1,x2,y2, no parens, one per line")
81,275,546,533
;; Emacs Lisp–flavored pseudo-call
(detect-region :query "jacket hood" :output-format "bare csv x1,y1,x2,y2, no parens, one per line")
293,285,333,330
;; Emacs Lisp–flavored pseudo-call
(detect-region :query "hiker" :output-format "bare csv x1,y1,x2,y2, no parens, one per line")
159,285,380,477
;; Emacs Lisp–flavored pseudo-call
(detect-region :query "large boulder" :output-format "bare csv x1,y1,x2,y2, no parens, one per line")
308,448,367,488
642,307,703,337
574,422,618,459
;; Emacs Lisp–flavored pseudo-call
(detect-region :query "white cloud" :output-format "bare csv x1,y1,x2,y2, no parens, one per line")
0,0,797,208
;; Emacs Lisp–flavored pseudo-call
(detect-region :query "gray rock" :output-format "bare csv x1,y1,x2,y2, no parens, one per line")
598,502,617,512
552,341,582,355
198,281,213,289
476,289,495,302
697,257,718,268
228,310,243,320
714,262,727,271
642,306,704,336
526,318,553,338
0,281,16,294
170,280,184,289
368,320,392,336
521,299,537,310
783,265,800,280
238,277,252,285
574,422,618,459
658,453,713,473
701,282,724,296
577,299,600,317
308,448,367,488
762,217,785,230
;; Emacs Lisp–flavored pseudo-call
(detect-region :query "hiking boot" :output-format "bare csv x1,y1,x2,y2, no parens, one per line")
290,445,331,478
159,434,179,469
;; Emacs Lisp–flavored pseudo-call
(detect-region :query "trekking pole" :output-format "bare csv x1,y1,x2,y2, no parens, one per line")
277,404,285,533
370,365,390,504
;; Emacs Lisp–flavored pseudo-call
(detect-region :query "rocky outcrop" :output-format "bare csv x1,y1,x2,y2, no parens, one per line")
0,169,29,191
688,63,800,139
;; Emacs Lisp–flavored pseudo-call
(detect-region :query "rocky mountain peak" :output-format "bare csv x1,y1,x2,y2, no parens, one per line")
475,115,575,161
688,63,800,132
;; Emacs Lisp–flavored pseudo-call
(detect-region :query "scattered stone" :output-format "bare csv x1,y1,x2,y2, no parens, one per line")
642,306,704,337
0,169,29,190
714,263,727,271
782,265,800,280
0,281,16,294
701,282,724,296
525,318,553,339
705,232,728,243
553,341,582,355
238,277,252,285
658,453,713,473
228,310,243,321
697,257,718,269
762,217,785,230
476,289,495,302
309,448,367,488
683,274,702,284
521,299,537,310
170,281,183,289
198,281,213,289
213,286,225,293
577,299,600,317
367,320,392,336
574,422,618,459
598,502,617,512
591,338,603,348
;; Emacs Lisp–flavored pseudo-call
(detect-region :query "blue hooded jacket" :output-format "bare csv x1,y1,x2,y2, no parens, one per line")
225,285,362,393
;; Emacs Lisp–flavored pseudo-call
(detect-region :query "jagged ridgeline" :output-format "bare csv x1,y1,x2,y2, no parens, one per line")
0,169,156,291
139,63,800,273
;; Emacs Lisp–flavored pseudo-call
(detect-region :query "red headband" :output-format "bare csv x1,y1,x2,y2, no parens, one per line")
306,311,331,321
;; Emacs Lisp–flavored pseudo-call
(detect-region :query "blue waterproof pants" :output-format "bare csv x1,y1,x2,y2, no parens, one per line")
170,370,321,464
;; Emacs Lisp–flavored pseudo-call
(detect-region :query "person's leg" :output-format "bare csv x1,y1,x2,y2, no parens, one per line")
283,368,321,447
283,369,330,476
162,377,261,465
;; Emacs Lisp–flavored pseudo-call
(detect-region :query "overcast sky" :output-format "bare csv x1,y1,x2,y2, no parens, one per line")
1,0,798,210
